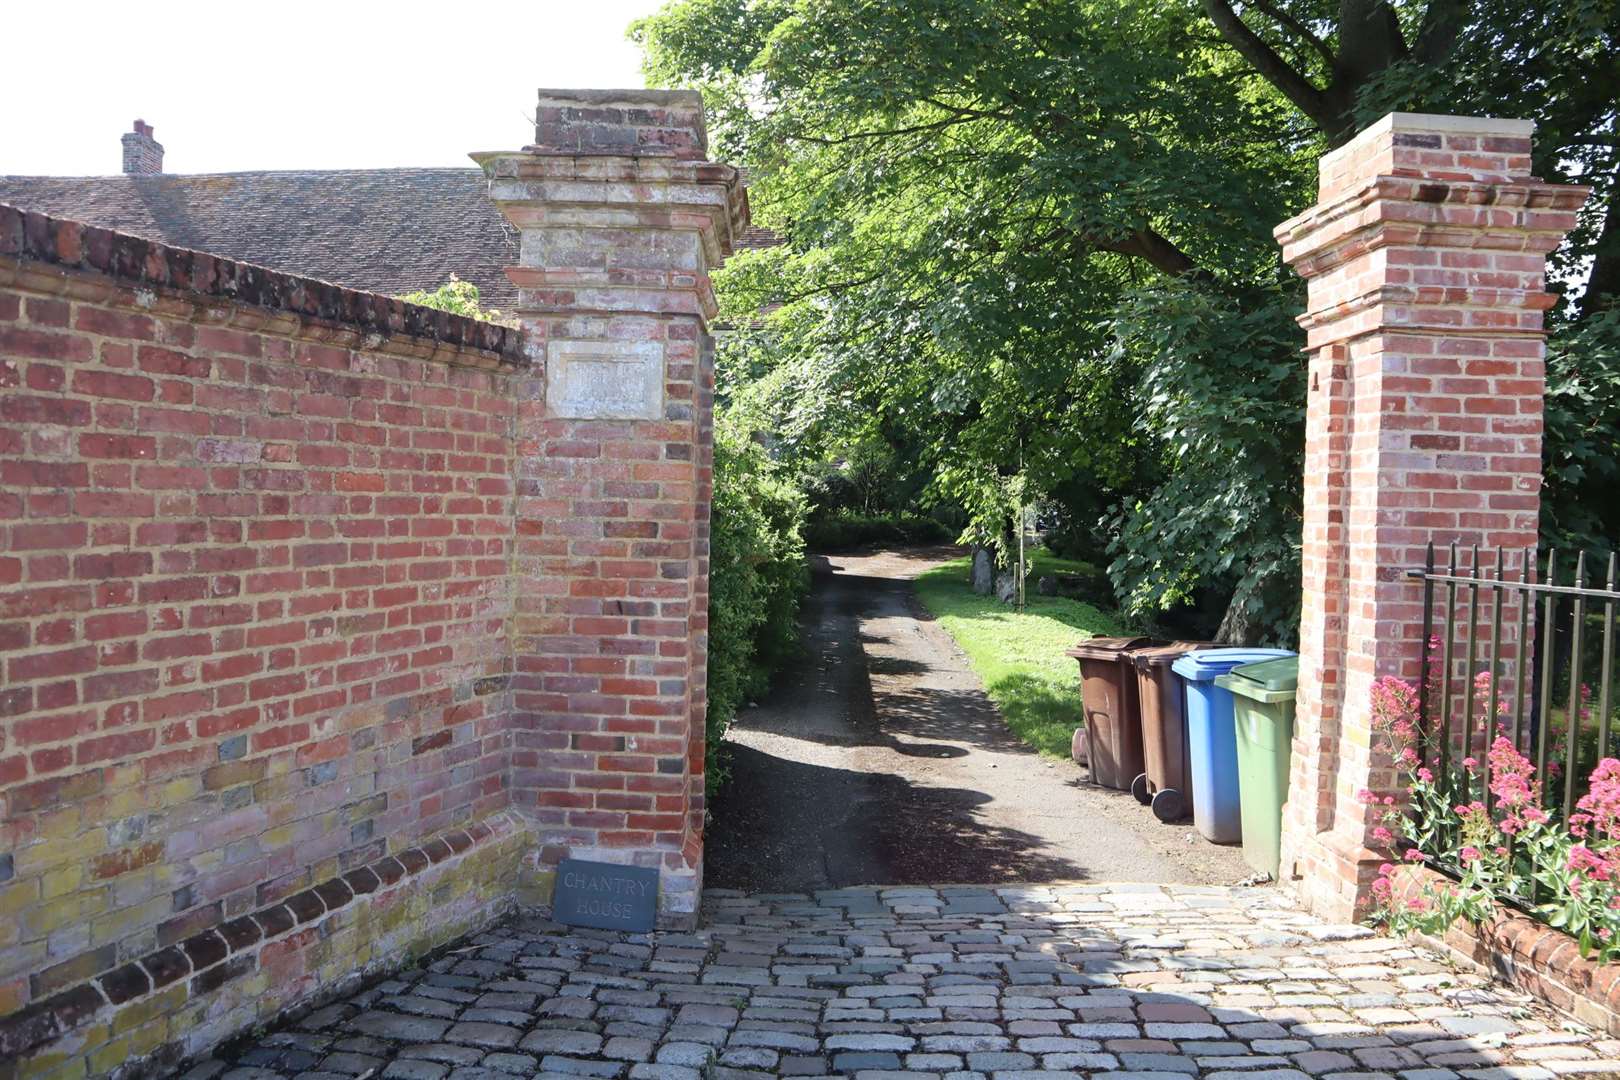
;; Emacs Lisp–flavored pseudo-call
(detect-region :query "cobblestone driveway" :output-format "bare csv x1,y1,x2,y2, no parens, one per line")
187,885,1616,1080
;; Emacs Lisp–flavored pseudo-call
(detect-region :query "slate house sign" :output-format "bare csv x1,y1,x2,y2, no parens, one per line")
552,858,658,932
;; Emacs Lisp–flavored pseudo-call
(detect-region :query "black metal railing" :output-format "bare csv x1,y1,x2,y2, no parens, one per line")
1408,542,1619,823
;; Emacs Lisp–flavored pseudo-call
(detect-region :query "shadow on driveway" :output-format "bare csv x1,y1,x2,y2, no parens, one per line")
705,550,1252,892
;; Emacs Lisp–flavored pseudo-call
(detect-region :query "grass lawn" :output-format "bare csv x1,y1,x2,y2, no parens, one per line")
914,548,1136,758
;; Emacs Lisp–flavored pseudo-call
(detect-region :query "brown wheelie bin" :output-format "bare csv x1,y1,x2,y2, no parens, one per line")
1066,636,1160,790
1130,641,1217,822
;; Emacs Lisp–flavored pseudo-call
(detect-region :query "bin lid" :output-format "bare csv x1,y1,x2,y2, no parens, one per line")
1171,647,1294,682
1130,641,1219,670
1231,656,1299,691
1065,635,1158,661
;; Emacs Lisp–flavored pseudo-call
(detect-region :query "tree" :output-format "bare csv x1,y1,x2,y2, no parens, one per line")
1195,0,1620,545
633,0,1618,639
636,0,1315,636
1199,0,1617,316
1200,0,1469,147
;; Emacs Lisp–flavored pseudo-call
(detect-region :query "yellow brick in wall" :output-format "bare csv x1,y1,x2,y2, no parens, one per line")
15,830,107,876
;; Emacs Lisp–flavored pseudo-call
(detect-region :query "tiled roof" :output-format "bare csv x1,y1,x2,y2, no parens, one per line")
0,202,526,365
0,168,519,311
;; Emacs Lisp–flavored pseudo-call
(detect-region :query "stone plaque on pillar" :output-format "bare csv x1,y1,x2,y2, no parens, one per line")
546,340,664,420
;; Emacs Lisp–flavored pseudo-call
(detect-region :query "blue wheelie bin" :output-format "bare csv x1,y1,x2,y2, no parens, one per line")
1170,648,1294,844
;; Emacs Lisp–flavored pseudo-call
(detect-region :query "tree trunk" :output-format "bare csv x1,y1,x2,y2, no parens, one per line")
1582,179,1620,319
1214,590,1254,646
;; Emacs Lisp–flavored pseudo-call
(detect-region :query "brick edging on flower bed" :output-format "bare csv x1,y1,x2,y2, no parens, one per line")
0,813,522,1062
1391,863,1620,1033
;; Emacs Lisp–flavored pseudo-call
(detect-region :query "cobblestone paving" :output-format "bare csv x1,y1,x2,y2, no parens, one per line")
186,885,1620,1080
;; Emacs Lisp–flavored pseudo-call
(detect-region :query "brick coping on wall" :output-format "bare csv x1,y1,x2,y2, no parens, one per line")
1391,863,1620,1034
0,813,524,1063
0,203,528,368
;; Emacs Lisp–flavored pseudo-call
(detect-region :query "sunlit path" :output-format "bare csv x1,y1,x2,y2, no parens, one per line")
705,548,1251,892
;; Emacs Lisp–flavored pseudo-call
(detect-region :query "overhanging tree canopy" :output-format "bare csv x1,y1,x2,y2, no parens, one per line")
635,0,1618,641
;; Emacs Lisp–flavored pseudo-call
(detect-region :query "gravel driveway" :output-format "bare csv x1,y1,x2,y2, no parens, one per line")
704,549,1252,892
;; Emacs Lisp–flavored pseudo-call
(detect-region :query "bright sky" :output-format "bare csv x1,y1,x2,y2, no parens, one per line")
0,0,668,176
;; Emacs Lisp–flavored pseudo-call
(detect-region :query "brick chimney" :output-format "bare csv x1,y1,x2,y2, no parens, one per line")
121,120,163,175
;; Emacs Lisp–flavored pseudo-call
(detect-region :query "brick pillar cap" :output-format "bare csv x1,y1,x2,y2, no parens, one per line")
1362,111,1534,139
1305,110,1549,207
529,88,708,159
1315,111,1529,172
534,88,703,109
1318,111,1537,191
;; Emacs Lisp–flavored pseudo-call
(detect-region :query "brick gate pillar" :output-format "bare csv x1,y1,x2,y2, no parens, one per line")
1275,113,1587,921
477,90,747,926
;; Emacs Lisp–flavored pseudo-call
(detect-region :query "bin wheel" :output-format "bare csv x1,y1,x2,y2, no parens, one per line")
1130,773,1151,806
1151,788,1185,823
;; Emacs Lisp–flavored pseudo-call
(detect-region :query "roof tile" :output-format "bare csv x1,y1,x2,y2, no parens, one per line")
0,168,518,311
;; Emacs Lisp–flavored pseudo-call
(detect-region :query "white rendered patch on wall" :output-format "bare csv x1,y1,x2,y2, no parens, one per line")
545,339,664,420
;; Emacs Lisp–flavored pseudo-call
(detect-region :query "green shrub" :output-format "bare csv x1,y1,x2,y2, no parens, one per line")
1543,311,1620,552
706,423,808,792
803,509,953,552
1034,560,1114,607
395,274,517,327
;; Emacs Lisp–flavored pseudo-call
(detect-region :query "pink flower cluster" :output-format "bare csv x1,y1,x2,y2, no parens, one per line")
1488,736,1538,807
1370,868,1393,902
1486,736,1549,834
1454,800,1492,841
1369,675,1420,748
1471,670,1509,729
1572,758,1620,841
1370,863,1430,911
1569,845,1616,882
1365,664,1620,957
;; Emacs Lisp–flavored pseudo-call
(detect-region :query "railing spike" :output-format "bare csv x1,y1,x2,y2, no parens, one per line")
1485,545,1504,811
1599,552,1617,760
1462,544,1481,799
1563,551,1589,819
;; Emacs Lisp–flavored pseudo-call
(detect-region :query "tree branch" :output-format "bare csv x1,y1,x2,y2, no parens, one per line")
1201,0,1334,131
1411,0,1468,66
1092,228,1202,278
1248,0,1337,67
921,97,1016,124
764,268,893,306
979,217,1203,279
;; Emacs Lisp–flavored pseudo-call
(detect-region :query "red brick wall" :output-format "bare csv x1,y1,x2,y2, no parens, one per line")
1,91,746,1059
0,205,527,1063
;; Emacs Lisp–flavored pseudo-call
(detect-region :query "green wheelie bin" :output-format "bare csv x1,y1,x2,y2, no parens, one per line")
1216,656,1299,880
